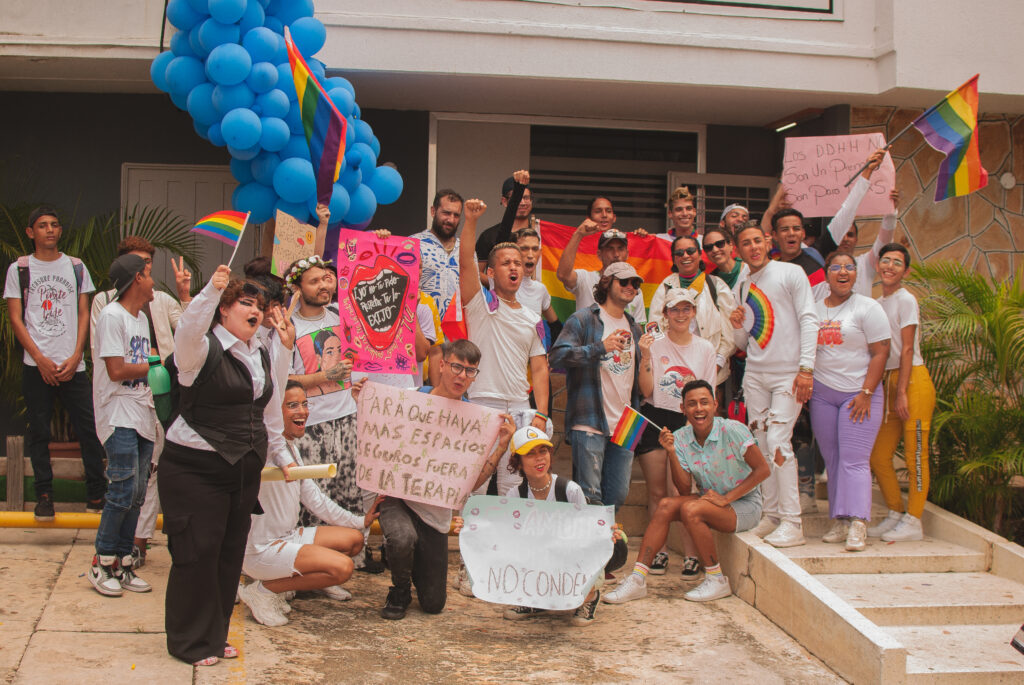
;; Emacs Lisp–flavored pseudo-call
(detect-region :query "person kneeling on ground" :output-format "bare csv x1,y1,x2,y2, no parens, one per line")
603,380,769,604
238,381,383,627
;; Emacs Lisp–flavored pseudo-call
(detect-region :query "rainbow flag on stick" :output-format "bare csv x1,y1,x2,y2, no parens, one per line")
191,210,250,268
912,74,989,201
610,406,659,451
284,26,347,205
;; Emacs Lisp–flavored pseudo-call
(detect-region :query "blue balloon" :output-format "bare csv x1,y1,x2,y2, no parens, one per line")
259,117,290,151
170,89,190,111
186,0,209,13
344,121,356,147
285,105,303,134
228,143,262,160
345,184,377,225
338,165,361,192
212,82,255,116
265,0,281,13
246,61,278,93
275,199,310,224
222,107,262,148
255,88,289,118
165,56,207,95
209,0,246,24
251,151,281,185
233,181,277,223
367,135,381,158
308,59,326,83
208,122,226,146
352,103,361,119
280,134,311,161
274,0,313,25
276,63,297,101
289,17,326,55
239,0,266,33
346,142,376,171
324,76,355,98
186,82,219,125
230,156,255,184
170,31,197,58
353,119,374,145
188,25,210,58
241,27,279,63
367,165,403,205
206,43,252,86
150,51,175,92
307,183,350,221
167,0,206,31
263,16,283,35
193,120,211,140
198,18,240,52
326,87,354,117
273,158,316,204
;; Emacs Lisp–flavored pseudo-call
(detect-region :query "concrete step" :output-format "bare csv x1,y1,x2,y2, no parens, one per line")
883,624,1024,684
816,572,1024,626
779,537,988,574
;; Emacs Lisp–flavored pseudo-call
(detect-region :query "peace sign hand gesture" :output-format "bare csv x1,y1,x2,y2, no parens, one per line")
171,256,192,302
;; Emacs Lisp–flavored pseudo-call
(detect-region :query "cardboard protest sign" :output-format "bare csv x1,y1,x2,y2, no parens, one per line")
336,229,421,373
782,133,895,218
459,494,614,610
294,326,354,395
271,210,317,276
355,382,502,508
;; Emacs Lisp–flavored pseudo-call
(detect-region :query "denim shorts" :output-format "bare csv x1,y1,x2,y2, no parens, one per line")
730,488,763,533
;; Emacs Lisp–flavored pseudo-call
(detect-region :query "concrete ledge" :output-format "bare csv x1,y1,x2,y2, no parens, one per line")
992,541,1024,586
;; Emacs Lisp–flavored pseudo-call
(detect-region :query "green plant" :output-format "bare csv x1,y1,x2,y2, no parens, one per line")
915,261,1024,537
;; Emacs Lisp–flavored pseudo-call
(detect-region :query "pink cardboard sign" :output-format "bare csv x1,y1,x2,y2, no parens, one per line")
355,382,503,509
336,230,421,374
782,133,896,218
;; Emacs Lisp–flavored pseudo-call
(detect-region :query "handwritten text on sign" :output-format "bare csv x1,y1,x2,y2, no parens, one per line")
459,495,613,611
271,210,316,277
782,133,895,218
355,382,501,508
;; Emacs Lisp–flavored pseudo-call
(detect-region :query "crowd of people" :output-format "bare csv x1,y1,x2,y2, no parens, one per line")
3,146,936,665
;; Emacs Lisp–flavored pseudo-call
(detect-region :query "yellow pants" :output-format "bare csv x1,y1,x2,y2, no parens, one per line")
869,366,936,517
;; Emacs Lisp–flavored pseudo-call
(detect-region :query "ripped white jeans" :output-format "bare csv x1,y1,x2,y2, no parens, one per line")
743,370,801,525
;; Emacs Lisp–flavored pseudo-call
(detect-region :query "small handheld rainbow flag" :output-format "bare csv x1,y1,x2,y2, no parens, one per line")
610,406,659,451
191,210,250,267
744,282,775,349
912,74,989,201
284,26,347,206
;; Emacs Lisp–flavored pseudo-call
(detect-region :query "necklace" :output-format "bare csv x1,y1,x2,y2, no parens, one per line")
496,294,519,306
825,295,852,321
294,308,326,322
529,476,552,493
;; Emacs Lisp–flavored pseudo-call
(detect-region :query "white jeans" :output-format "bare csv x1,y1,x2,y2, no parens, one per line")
470,397,552,496
743,370,801,525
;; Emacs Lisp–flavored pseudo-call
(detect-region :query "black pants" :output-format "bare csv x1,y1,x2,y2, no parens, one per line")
379,498,448,614
22,366,106,499
158,442,263,664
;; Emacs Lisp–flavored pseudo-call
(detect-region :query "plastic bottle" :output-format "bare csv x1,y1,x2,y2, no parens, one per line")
148,354,173,422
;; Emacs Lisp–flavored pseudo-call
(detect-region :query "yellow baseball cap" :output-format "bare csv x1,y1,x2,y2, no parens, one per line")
511,426,553,455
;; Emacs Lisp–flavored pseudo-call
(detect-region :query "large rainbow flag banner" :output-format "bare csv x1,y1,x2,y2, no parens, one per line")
191,210,249,246
539,221,674,321
912,74,988,201
610,406,653,451
284,26,348,205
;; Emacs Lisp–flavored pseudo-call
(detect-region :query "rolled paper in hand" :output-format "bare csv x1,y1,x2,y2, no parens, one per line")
261,463,338,482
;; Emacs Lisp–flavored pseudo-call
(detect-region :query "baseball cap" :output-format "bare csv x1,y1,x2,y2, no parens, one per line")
603,261,641,281
109,254,147,300
663,287,698,309
720,204,749,223
511,426,553,455
598,229,628,249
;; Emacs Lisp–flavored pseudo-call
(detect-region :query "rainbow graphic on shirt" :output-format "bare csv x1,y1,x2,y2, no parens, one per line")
745,282,775,348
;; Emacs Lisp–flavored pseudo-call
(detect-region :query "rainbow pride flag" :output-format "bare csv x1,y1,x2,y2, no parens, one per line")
191,210,249,246
284,26,347,205
538,221,675,321
912,74,988,201
744,282,775,349
610,406,653,451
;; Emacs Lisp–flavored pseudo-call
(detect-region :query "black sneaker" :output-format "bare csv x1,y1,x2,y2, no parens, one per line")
502,605,548,621
380,585,411,620
681,556,702,578
649,552,669,575
85,496,105,514
571,590,600,626
357,548,385,574
34,493,55,522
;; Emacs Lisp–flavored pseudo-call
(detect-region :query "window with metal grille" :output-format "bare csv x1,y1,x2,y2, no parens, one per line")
667,171,778,234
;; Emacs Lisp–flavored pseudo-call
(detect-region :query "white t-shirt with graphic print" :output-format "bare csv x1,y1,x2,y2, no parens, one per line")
92,302,156,443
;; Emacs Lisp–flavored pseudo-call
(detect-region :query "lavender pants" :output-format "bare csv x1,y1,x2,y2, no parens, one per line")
809,382,882,520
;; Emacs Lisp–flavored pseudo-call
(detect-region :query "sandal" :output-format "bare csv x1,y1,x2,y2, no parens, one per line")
193,656,219,667
223,644,239,659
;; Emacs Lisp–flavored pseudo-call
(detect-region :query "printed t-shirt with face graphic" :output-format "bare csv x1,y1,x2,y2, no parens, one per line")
647,334,718,412
291,308,356,425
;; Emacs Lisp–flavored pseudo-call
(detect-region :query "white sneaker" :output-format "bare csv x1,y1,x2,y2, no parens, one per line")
275,593,292,614
867,510,903,537
684,575,731,602
845,520,867,551
457,564,474,597
881,513,923,542
822,519,850,544
764,520,806,548
320,585,352,601
118,555,152,593
602,573,647,604
750,516,780,538
238,582,288,627
89,555,123,597
283,590,297,601
800,492,818,514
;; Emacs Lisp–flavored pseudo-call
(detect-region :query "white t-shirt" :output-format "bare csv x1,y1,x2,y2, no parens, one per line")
352,302,436,390
4,254,95,370
574,307,636,434
734,260,817,375
570,268,647,325
464,290,546,403
517,277,551,318
505,474,586,505
92,302,156,443
877,287,924,370
646,335,717,411
290,307,356,426
813,294,891,392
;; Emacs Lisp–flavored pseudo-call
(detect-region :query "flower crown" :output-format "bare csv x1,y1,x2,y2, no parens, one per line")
286,254,334,286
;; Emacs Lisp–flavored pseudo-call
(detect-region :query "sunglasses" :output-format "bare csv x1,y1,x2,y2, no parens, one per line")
445,361,480,378
673,247,699,257
702,239,729,251
827,264,857,273
617,278,642,290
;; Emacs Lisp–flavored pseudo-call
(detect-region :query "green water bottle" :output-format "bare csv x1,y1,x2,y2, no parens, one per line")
147,354,173,422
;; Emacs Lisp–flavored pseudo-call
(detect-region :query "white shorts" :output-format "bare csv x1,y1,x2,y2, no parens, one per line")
243,526,317,581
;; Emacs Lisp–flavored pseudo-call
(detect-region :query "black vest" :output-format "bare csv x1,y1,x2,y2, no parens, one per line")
179,334,273,465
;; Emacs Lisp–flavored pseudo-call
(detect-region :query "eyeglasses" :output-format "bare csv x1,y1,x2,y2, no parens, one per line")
879,257,905,268
702,239,728,251
617,278,642,290
445,361,480,378
284,401,310,410
827,264,857,273
673,247,699,257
